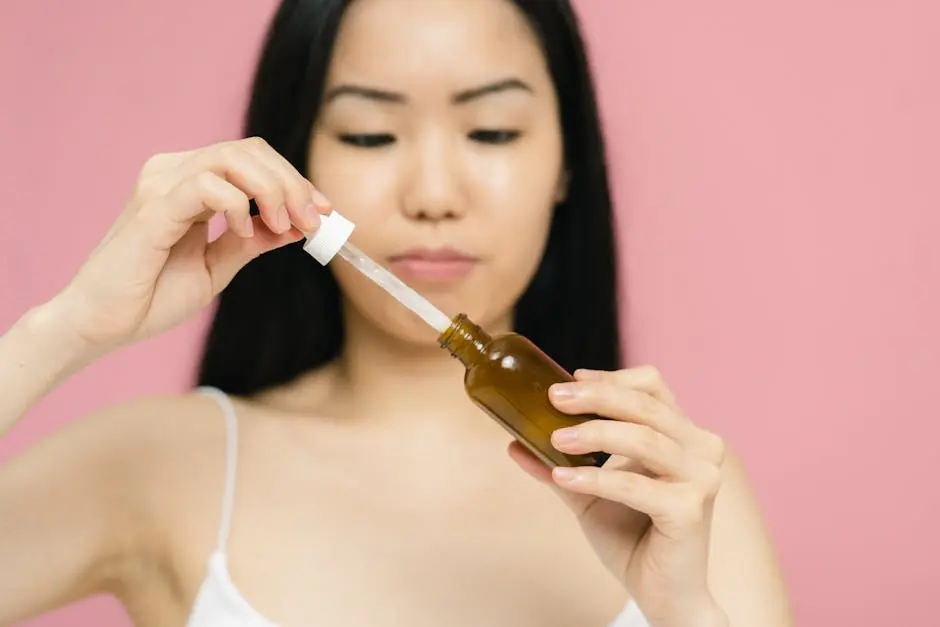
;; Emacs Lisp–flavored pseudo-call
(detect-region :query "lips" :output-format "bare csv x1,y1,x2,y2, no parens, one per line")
386,247,479,283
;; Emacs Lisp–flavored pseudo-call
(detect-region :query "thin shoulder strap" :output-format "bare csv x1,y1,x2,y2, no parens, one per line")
608,600,648,627
197,386,239,554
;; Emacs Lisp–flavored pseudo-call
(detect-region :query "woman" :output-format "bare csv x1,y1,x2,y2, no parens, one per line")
0,0,794,625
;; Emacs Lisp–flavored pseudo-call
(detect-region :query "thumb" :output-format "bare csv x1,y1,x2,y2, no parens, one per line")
205,216,304,293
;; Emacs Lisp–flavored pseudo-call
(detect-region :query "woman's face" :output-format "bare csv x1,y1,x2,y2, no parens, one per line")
308,0,566,343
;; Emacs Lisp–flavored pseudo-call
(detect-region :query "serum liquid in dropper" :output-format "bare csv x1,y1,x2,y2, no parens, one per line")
303,210,610,469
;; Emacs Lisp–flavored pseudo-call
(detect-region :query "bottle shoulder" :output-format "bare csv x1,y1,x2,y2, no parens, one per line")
485,332,536,354
468,332,569,380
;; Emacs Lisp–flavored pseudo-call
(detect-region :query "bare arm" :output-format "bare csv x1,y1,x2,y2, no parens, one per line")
0,301,114,620
0,137,329,623
0,301,176,623
0,388,235,625
0,400,151,623
706,448,796,626
0,300,95,438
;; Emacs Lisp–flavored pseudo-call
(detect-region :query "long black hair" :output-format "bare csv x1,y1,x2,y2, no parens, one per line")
196,0,622,395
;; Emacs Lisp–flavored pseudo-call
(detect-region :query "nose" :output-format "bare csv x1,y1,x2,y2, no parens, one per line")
400,135,466,223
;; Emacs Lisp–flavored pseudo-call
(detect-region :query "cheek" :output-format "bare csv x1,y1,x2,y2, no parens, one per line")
307,131,399,227
483,206,552,308
475,137,560,276
465,187,555,327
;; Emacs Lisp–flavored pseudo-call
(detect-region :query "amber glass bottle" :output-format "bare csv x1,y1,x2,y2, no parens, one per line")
438,313,611,468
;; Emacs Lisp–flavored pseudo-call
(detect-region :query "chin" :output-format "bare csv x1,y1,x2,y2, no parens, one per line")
345,292,515,350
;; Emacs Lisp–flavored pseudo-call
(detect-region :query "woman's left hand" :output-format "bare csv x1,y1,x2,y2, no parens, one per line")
508,366,730,627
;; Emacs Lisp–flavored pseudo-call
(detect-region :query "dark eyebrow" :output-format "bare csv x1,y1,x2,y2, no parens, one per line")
453,78,534,104
323,77,534,106
324,85,405,104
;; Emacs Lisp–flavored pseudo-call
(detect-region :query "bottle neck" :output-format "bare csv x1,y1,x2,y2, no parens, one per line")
437,313,492,367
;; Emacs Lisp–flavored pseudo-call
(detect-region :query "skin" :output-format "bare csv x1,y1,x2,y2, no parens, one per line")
0,0,795,626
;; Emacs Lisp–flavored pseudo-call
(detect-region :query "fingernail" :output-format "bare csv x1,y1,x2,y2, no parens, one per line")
277,205,291,232
550,383,580,400
552,427,579,444
310,186,331,209
302,204,321,230
553,467,580,482
242,215,254,236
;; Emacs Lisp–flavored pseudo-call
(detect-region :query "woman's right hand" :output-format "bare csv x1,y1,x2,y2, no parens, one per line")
50,136,329,356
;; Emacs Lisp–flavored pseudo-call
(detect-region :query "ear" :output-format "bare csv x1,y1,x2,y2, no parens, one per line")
554,168,570,204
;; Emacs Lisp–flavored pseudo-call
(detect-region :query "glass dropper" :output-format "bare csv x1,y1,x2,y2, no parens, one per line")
300,211,454,334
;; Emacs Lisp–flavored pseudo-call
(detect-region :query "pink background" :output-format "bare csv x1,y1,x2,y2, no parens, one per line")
2,1,937,625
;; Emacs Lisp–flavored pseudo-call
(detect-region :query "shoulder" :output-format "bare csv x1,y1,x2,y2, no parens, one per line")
70,390,236,524
3,389,234,520
3,390,228,488
28,390,232,486
0,390,236,612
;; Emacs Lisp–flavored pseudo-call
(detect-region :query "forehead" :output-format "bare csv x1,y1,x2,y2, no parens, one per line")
327,0,550,93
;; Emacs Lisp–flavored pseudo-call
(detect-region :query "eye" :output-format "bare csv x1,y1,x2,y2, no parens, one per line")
338,133,396,148
468,129,521,144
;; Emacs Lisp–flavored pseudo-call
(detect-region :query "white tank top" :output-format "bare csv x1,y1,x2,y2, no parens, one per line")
187,387,649,627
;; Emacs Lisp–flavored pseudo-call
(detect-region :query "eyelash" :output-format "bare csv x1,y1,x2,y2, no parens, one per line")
338,133,395,148
468,129,521,144
337,129,521,148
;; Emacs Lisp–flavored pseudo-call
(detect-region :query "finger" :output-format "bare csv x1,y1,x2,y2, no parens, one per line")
139,150,194,179
204,215,303,293
553,466,666,516
177,142,295,235
167,220,210,263
549,380,695,448
136,171,254,251
240,137,331,228
573,370,727,466
554,463,722,529
574,365,680,412
551,420,693,480
553,467,703,535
